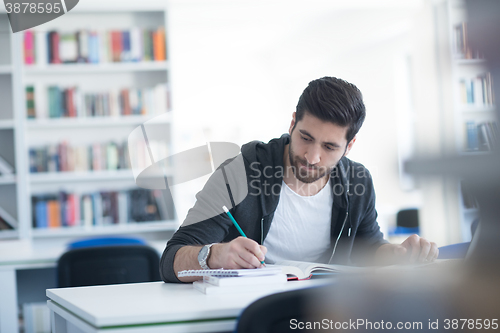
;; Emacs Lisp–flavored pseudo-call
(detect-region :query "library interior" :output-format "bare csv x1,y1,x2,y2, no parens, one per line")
0,0,499,332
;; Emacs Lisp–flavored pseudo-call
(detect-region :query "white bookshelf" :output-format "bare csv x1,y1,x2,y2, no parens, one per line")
0,6,178,242
0,175,16,185
0,119,15,129
26,114,171,129
446,0,494,241
0,65,12,74
24,61,169,74
31,220,178,238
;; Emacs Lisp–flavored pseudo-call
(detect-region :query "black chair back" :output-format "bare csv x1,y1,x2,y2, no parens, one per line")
236,287,313,333
57,245,161,288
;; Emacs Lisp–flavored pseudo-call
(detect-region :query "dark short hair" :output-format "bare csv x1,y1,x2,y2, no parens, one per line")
295,77,366,143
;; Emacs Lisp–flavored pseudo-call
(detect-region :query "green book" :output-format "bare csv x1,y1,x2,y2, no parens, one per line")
26,86,36,119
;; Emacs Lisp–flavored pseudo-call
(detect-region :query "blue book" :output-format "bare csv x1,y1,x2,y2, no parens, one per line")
29,149,37,173
88,32,99,64
466,121,479,151
122,31,131,62
35,200,48,228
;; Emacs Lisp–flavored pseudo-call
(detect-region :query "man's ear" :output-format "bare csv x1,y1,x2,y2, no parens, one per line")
344,136,357,156
288,112,296,135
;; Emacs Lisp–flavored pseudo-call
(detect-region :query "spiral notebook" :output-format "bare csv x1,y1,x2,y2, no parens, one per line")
178,266,282,278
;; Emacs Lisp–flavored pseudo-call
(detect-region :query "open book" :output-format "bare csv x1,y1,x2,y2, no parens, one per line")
269,260,362,280
179,260,360,280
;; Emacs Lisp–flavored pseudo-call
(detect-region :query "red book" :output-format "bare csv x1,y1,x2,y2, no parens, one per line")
24,30,35,64
58,142,67,172
51,32,61,64
67,88,76,117
66,194,78,226
111,31,122,62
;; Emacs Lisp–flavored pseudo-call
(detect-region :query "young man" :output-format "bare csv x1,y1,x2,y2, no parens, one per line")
160,77,438,283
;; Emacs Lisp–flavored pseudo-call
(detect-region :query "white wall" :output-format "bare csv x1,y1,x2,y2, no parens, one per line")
166,0,427,236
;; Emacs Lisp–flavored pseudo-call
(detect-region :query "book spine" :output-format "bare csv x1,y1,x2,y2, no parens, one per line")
466,121,479,151
26,86,36,119
24,30,35,65
35,31,47,66
51,31,61,64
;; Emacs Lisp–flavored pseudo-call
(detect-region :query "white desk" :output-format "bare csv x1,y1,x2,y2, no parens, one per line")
0,240,167,333
46,280,329,333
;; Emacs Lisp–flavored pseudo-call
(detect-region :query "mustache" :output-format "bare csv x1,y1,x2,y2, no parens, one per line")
295,158,320,170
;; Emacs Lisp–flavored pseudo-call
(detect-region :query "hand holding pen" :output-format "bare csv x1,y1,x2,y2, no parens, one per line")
205,206,267,269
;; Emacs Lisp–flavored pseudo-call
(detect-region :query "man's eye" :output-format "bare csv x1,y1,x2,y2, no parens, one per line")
301,136,311,141
325,146,336,151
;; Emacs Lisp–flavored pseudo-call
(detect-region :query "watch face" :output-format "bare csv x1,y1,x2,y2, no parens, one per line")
198,246,208,262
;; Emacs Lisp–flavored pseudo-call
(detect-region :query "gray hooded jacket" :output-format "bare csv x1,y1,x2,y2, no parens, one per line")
160,134,387,283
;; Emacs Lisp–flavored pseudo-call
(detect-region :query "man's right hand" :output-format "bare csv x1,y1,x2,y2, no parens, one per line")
209,237,267,269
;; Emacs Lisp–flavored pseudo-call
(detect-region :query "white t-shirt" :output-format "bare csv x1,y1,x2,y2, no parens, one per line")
263,179,333,264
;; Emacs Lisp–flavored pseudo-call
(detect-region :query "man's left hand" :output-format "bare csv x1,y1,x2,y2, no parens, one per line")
375,234,439,265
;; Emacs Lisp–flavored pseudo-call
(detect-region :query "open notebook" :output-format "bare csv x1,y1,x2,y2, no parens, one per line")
269,260,363,280
179,260,360,280
178,266,282,278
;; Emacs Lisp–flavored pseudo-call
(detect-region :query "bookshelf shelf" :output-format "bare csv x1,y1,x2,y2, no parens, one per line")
0,230,19,240
31,220,179,238
29,170,173,184
0,65,12,74
0,174,16,185
29,170,135,183
459,150,491,156
26,114,171,129
454,58,486,65
459,105,496,113
0,119,15,129
23,61,169,75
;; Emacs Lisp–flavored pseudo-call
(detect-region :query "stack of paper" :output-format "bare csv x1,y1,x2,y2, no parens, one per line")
179,267,287,295
193,273,288,295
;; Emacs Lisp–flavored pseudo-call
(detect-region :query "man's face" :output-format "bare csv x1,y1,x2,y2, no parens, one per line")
288,111,355,184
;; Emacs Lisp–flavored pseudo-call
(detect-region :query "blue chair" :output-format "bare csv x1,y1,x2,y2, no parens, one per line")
58,236,159,288
388,208,420,236
67,236,146,249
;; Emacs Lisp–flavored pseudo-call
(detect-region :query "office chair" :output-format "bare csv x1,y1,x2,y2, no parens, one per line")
67,236,146,249
394,208,420,234
235,287,317,333
57,245,161,288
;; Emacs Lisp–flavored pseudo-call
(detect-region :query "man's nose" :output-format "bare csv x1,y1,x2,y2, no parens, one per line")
305,145,321,165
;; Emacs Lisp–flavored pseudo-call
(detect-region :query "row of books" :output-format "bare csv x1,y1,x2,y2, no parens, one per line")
458,73,494,106
26,84,170,119
465,120,498,151
453,22,483,59
29,141,131,173
23,28,166,65
31,188,173,229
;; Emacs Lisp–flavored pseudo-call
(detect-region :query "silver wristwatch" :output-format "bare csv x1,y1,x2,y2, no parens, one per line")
198,243,216,270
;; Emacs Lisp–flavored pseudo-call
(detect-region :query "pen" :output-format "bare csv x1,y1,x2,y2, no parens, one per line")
222,205,266,266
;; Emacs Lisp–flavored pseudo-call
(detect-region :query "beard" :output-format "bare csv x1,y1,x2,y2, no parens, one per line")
288,137,337,184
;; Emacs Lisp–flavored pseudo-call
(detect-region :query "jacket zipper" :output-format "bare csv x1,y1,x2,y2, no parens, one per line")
260,217,264,244
328,211,349,264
